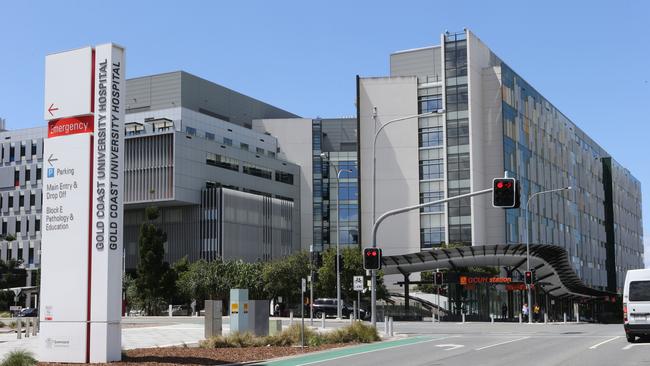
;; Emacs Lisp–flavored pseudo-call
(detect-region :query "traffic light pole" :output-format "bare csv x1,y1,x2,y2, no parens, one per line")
370,187,494,327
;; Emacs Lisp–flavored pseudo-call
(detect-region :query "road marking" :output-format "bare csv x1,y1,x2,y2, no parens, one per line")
435,344,464,351
259,336,458,366
589,336,620,349
475,337,530,351
623,343,650,350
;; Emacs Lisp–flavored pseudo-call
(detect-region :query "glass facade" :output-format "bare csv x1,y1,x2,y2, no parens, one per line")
312,119,359,252
444,32,472,245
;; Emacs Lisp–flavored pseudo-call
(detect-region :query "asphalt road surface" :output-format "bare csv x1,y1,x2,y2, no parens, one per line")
259,322,650,366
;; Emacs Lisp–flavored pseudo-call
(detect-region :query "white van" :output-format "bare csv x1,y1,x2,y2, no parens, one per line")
623,269,650,342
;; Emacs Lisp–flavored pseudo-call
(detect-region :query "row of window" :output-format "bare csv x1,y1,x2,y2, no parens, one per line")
13,167,42,187
187,127,277,158
205,153,294,184
205,181,295,202
1,142,39,163
1,218,41,236
0,192,37,211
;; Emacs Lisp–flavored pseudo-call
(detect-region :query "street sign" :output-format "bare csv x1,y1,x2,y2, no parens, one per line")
353,276,364,291
301,278,307,292
10,306,21,311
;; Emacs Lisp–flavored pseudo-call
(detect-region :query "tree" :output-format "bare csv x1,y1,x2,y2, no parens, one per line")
134,207,176,315
262,252,310,307
315,247,389,303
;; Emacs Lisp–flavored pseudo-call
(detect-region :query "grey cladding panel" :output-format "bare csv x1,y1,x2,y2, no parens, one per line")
0,167,14,188
391,47,442,82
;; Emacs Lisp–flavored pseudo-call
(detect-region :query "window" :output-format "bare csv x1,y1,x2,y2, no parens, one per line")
16,220,21,233
206,153,239,171
14,170,19,187
223,137,233,146
19,194,24,208
243,163,272,180
8,195,13,208
420,191,444,213
630,281,650,301
421,227,445,248
20,144,25,157
275,171,294,185
419,159,444,180
36,167,42,180
418,94,443,113
205,132,215,141
30,193,35,206
25,168,31,182
31,143,37,156
240,143,249,151
1,221,6,235
206,181,220,189
256,147,265,155
419,126,443,147
185,126,197,136
9,146,14,162
268,151,276,158
35,219,40,232
338,182,358,200
337,161,358,178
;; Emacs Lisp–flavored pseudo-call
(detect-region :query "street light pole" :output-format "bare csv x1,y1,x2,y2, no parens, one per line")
525,186,572,324
320,152,352,320
370,109,443,327
370,187,495,327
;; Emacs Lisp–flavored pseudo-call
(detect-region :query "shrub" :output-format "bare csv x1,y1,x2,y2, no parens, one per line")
8,322,16,330
1,350,37,366
324,322,380,344
200,332,263,348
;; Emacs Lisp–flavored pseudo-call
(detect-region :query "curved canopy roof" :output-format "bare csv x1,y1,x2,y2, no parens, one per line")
381,244,612,299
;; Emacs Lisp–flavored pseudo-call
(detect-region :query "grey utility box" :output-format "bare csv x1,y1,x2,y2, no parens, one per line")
205,300,223,338
248,300,270,336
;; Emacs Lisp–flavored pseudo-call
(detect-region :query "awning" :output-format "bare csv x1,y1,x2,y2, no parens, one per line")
381,244,613,299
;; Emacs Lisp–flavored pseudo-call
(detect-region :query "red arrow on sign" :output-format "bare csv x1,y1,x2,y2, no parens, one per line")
48,103,59,116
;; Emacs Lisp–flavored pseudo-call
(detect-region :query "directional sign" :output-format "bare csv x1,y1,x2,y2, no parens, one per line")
353,276,364,291
44,47,93,120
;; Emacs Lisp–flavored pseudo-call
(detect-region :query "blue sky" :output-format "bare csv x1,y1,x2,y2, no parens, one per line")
1,0,648,263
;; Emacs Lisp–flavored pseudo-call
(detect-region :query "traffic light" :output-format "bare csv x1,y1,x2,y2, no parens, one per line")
363,247,382,270
492,178,518,208
434,272,444,285
524,271,533,285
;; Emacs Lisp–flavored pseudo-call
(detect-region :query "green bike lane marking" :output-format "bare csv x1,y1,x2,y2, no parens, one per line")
255,335,442,366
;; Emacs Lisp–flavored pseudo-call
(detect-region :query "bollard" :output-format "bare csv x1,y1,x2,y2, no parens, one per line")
321,312,326,328
289,311,294,327
563,313,567,324
490,314,494,324
25,320,30,338
349,314,354,325
384,316,389,335
576,312,580,323
544,313,548,324
432,309,436,324
16,318,22,339
389,317,394,337
462,313,466,323
518,314,522,323
169,304,173,317
32,317,38,336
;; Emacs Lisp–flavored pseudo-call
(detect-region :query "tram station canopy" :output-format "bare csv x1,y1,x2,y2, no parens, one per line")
381,244,612,299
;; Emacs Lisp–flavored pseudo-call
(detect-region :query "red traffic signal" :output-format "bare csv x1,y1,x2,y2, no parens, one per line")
524,271,533,285
363,248,382,270
493,178,518,208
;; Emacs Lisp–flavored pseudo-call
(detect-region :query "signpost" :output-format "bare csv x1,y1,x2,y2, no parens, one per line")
39,44,125,364
353,276,363,320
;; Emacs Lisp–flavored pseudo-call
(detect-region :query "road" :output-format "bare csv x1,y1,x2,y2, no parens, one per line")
258,322,650,366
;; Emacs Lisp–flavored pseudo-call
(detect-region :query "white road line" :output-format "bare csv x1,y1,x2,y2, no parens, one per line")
475,337,530,351
589,336,620,349
623,343,650,350
295,336,460,366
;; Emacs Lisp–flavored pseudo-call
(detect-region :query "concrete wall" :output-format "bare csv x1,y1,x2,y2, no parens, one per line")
358,77,420,256
253,118,313,251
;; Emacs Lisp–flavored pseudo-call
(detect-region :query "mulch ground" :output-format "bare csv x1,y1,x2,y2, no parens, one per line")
39,344,350,365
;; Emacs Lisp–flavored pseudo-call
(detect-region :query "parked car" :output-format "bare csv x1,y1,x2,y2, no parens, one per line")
312,298,367,319
18,307,38,317
623,269,650,342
